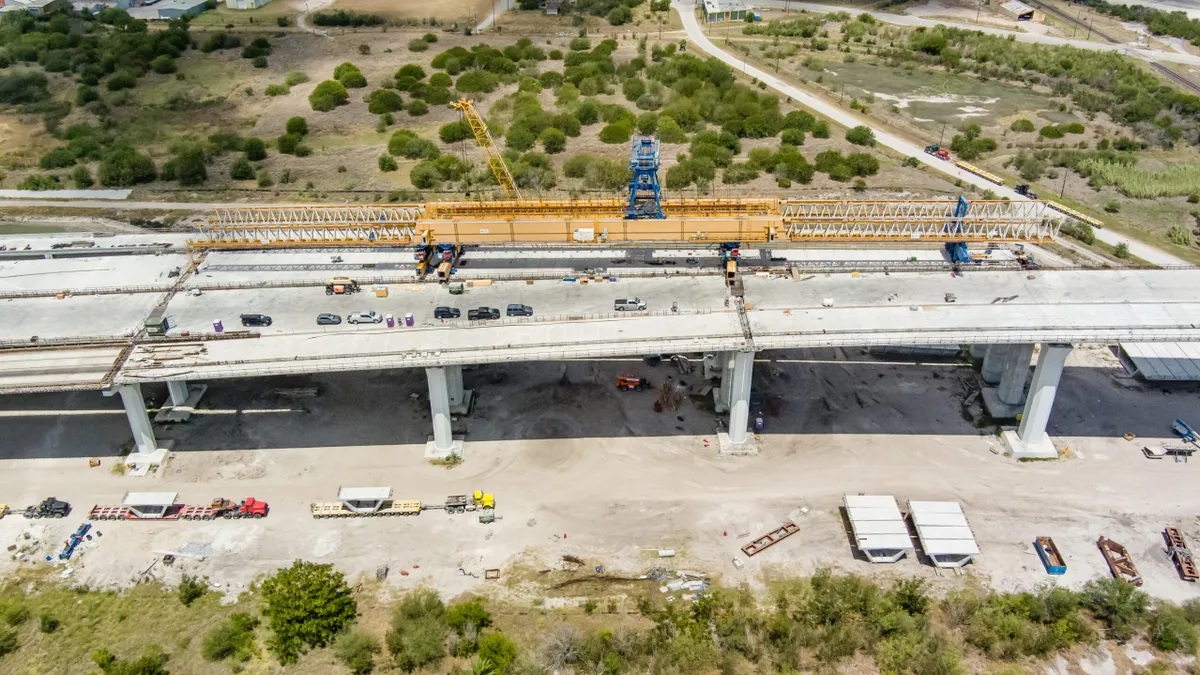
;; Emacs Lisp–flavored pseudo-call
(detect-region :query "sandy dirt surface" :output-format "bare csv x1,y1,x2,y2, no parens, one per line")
0,346,1198,607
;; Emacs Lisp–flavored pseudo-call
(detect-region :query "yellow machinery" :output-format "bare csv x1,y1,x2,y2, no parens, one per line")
472,490,494,509
450,98,521,201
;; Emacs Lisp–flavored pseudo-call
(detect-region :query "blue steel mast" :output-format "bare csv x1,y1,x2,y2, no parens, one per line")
625,136,665,219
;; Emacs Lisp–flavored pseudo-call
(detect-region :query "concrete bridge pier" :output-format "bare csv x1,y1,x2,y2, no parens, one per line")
445,365,474,415
708,352,736,413
425,366,464,459
157,379,208,423
980,345,1008,384
103,383,169,465
982,344,1035,418
718,351,757,454
1002,343,1072,460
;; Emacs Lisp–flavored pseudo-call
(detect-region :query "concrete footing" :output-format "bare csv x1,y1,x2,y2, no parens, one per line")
424,437,465,459
155,384,208,423
1001,430,1059,460
717,432,759,455
981,387,1023,419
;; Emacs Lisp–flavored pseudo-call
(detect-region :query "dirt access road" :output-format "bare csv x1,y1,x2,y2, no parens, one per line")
675,0,1191,267
1,350,1198,604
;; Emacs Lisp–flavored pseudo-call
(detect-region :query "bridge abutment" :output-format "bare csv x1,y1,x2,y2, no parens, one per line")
1002,343,1072,460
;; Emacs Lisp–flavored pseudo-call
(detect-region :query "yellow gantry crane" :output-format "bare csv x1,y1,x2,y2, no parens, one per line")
450,98,522,201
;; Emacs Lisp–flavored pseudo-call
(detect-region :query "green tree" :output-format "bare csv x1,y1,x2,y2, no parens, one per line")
396,64,426,81
171,146,208,186
99,147,156,187
1113,242,1130,258
1010,119,1035,132
407,100,429,116
368,89,404,114
150,55,176,74
40,147,76,170
71,165,93,189
230,157,254,180
439,121,472,144
622,78,646,102
607,5,632,24
260,561,357,665
277,134,302,155
379,154,398,172
447,599,493,635
599,122,632,144
1083,577,1148,640
334,628,381,675
286,117,308,136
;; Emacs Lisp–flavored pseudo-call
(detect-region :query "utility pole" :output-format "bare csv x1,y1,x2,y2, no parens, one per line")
1059,169,1068,198
1086,17,1093,40
975,0,980,23
939,122,947,145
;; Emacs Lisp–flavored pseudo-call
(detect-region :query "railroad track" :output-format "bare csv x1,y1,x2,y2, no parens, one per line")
1030,0,1200,95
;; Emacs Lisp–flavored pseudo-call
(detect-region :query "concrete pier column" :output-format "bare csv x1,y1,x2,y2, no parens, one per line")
425,367,464,458
980,345,1008,384
712,352,735,413
720,351,756,452
167,381,190,407
109,384,157,455
1002,343,1072,459
997,344,1035,406
970,344,988,360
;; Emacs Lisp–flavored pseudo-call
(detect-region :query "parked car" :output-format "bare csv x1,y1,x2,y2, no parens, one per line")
614,297,647,311
346,311,383,324
240,313,272,327
506,303,533,317
467,307,501,321
316,313,342,326
434,306,461,319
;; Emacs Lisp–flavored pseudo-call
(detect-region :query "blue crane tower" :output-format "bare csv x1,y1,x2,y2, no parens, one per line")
943,195,971,264
625,136,665,219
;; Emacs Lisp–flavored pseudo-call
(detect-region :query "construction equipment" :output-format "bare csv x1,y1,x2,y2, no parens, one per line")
943,195,971,264
0,505,9,519
626,136,665,219
443,495,474,514
89,494,267,521
59,523,91,560
1164,527,1199,582
450,98,521,200
1014,184,1039,200
183,497,269,520
1174,419,1198,445
1098,536,1143,586
310,487,421,518
1035,536,1066,575
472,490,494,509
741,521,800,557
924,144,950,161
617,376,649,391
720,242,740,284
24,497,70,519
325,277,360,295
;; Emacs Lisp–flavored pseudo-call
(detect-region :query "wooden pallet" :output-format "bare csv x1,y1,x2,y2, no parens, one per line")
1098,536,1143,586
741,521,799,557
1164,527,1199,582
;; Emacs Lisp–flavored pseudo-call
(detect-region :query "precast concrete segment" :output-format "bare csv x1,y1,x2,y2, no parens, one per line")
981,345,1008,384
105,383,156,454
727,351,755,445
998,344,1035,406
0,346,126,393
1008,344,1073,458
425,367,453,452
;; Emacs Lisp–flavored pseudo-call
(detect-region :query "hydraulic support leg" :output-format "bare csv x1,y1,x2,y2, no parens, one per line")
1002,344,1072,459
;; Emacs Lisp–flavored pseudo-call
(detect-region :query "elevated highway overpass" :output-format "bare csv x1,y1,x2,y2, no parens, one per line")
2,236,1198,462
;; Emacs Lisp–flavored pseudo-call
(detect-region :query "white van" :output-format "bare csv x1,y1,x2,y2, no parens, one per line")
614,297,647,311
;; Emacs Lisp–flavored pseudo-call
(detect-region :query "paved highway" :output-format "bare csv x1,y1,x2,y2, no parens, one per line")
673,0,1190,268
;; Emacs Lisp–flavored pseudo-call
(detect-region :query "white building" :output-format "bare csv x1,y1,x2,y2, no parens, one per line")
702,0,749,23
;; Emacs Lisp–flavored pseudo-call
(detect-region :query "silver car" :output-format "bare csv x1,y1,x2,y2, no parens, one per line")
346,311,383,324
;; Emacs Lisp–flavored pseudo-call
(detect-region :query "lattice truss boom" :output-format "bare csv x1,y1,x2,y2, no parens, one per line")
779,200,1061,241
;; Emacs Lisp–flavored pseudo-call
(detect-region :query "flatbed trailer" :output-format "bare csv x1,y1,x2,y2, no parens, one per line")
954,161,1006,186
89,505,184,521
1098,536,1143,586
1164,527,1199,582
310,500,422,518
741,521,799,557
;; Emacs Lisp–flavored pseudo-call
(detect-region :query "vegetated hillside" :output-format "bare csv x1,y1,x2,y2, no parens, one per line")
1,565,1198,675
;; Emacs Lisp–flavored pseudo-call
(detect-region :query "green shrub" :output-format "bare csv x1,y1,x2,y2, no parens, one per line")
335,628,381,674
845,125,876,146
1040,125,1064,139
252,56,268,69
812,120,831,138
368,89,404,114
244,137,267,161
408,39,429,52
569,37,591,51
1114,242,1130,258
1167,224,1193,246
265,84,289,96
407,100,429,116
439,121,472,144
1062,220,1095,244
285,71,311,86
150,55,176,74
429,72,452,88
386,589,447,672
40,147,76,170
201,612,258,662
18,175,62,190
37,614,58,634
1149,605,1196,652
1104,199,1121,213
379,154,398,172
1083,577,1148,640
286,117,309,136
397,64,426,81
607,5,632,24
1010,119,1035,132
177,574,207,606
1063,122,1085,134
477,632,518,673
447,599,492,635
846,152,880,177
99,147,156,187
564,155,594,178
309,80,349,111
0,627,16,656
723,162,760,184
277,133,302,154
599,122,632,144
230,157,254,180
71,165,93,189
540,128,566,154
456,71,499,93
106,71,137,91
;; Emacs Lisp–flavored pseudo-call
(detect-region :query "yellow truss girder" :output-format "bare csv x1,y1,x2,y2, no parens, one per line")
449,98,521,201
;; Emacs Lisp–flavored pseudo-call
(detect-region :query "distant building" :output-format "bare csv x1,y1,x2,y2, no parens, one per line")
702,0,749,23
999,0,1038,21
0,0,67,15
225,0,270,9
545,0,564,14
127,0,205,18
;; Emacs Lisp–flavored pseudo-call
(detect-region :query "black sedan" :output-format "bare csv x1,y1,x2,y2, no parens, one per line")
506,304,533,317
434,306,461,319
467,307,501,321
